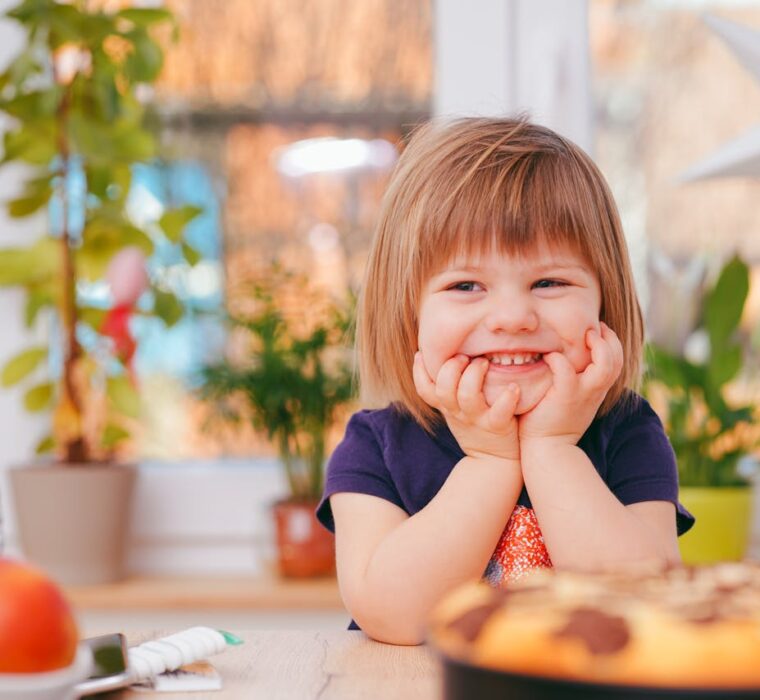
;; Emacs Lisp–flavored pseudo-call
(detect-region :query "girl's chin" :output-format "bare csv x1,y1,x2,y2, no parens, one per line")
484,380,549,415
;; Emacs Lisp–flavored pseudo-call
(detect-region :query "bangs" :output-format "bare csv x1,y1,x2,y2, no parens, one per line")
416,146,597,279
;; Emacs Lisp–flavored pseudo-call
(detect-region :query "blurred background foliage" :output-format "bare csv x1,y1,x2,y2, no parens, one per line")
0,0,202,462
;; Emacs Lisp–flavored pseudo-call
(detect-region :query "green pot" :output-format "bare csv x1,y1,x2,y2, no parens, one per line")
678,486,753,564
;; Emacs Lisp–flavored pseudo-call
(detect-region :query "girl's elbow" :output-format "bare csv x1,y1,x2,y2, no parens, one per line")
341,575,428,645
362,627,425,647
361,621,426,646
349,602,427,646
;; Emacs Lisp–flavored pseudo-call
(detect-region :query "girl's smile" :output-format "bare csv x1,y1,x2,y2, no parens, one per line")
474,350,545,369
417,242,602,414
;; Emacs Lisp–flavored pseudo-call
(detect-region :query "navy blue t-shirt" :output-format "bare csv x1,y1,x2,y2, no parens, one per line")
316,393,694,629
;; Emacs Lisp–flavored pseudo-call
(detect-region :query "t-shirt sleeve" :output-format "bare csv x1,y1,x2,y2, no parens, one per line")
606,402,695,536
316,411,405,533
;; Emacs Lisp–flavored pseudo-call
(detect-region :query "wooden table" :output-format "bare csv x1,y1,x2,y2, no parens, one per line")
66,573,344,611
116,631,442,699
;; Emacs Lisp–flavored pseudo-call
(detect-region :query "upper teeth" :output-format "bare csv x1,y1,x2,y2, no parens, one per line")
486,352,542,366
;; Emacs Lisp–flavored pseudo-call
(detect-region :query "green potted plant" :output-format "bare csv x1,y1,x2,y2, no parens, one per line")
644,254,759,564
0,0,201,583
199,270,356,577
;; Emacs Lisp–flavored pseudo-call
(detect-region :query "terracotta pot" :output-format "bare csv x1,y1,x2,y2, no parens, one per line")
9,462,137,585
272,499,335,578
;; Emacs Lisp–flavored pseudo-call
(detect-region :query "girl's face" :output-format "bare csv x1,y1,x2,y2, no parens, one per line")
417,242,602,415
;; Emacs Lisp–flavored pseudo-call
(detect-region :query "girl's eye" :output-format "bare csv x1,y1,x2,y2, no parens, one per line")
448,281,482,292
533,279,567,289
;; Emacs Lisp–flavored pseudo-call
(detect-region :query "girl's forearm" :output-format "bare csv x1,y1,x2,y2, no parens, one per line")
355,456,523,645
521,441,671,571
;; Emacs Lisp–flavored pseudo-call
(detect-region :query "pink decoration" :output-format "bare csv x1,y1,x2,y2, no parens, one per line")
106,247,149,306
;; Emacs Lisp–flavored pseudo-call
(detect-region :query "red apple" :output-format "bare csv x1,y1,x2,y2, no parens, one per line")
0,558,79,672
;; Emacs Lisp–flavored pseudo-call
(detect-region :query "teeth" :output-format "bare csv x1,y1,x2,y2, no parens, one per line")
486,352,542,366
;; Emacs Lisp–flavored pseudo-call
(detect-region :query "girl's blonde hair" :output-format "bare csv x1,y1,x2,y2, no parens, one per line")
357,116,643,432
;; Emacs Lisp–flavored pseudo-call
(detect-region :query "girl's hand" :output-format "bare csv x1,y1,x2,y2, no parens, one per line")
518,323,624,447
413,352,521,462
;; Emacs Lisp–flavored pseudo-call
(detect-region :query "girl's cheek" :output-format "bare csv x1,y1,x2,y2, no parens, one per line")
417,344,443,381
563,322,598,371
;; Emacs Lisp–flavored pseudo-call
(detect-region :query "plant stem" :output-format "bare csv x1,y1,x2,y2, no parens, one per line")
56,74,87,464
309,428,324,500
279,433,299,500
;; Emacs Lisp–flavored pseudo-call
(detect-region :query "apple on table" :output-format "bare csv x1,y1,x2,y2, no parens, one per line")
0,558,79,673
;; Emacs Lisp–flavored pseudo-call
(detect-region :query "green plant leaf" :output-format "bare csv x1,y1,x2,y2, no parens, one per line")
7,183,52,217
35,434,55,455
90,66,121,124
181,241,201,266
117,8,173,26
23,382,53,411
84,212,153,250
124,29,164,82
8,0,55,23
102,424,130,448
77,242,120,281
24,286,54,327
159,205,203,243
703,382,729,421
47,2,87,47
111,120,156,160
107,375,141,418
644,344,697,388
0,48,40,90
153,288,183,327
2,122,57,165
0,239,59,286
1,346,48,387
88,164,131,201
79,306,107,331
77,10,117,47
78,217,153,279
0,88,62,121
707,343,743,388
68,111,156,165
704,255,749,349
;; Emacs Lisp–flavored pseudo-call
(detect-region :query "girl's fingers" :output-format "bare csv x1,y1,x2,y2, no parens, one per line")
435,354,469,413
457,356,490,415
581,325,623,392
601,322,625,375
487,383,520,431
541,351,576,392
412,352,439,407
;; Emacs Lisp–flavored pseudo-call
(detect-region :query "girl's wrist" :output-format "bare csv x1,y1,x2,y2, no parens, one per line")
519,436,580,464
462,452,522,472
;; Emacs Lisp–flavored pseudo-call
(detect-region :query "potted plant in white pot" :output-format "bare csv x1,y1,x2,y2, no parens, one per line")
199,270,356,578
0,0,201,584
644,254,759,564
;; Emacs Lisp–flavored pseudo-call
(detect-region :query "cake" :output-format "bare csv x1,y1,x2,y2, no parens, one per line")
428,563,760,691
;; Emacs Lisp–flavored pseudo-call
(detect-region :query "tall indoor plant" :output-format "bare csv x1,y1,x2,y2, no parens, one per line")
644,255,759,563
0,0,200,583
200,271,356,577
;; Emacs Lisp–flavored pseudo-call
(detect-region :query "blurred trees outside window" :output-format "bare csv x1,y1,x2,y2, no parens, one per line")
131,0,432,459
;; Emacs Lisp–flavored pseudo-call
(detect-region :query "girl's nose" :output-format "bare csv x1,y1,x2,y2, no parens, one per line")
483,296,539,334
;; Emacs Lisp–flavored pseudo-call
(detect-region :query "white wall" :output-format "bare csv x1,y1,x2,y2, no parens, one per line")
0,5,50,555
125,458,288,575
434,0,592,152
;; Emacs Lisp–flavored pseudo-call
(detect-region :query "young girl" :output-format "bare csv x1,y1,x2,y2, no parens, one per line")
316,117,694,646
